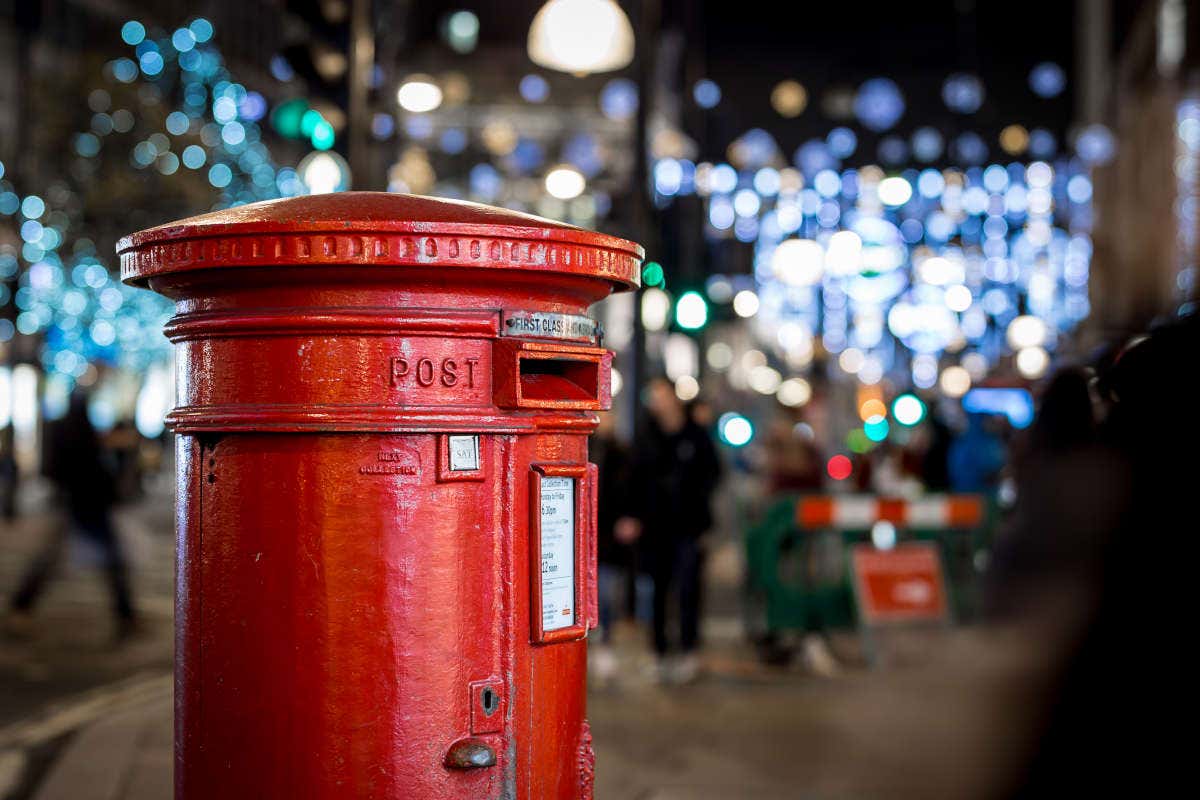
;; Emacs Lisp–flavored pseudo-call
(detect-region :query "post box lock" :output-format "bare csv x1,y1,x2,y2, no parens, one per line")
469,679,505,734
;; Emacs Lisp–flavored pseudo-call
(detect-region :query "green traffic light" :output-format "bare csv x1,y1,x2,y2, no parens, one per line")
642,261,664,287
675,290,708,330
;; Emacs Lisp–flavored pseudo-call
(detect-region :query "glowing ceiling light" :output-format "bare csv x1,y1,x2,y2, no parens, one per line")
527,0,634,75
397,76,443,112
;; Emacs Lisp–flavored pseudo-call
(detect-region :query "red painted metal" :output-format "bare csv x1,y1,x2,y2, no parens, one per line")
120,193,641,800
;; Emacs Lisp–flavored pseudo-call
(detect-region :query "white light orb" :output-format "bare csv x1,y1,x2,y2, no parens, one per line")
675,291,708,329
825,229,863,275
720,413,754,447
641,288,671,331
892,394,925,426
706,342,733,370
777,377,812,407
732,289,760,318
871,520,897,550
838,347,865,374
877,176,913,206
749,366,783,395
610,367,623,397
1015,346,1050,379
944,284,973,312
772,238,824,286
397,77,443,112
544,165,586,199
919,256,964,286
961,351,989,381
527,0,634,75
741,349,767,370
939,365,972,397
1006,315,1048,350
298,150,350,194
675,375,700,401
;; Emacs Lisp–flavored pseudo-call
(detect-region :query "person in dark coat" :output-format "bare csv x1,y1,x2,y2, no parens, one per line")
6,391,136,639
630,377,721,682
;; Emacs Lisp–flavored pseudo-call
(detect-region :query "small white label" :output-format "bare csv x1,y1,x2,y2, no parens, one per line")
539,477,575,632
448,435,479,471
502,311,599,343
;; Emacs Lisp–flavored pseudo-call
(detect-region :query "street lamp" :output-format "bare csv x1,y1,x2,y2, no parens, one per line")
527,0,634,75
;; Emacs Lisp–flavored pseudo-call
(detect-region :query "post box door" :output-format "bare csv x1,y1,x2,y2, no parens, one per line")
185,432,509,798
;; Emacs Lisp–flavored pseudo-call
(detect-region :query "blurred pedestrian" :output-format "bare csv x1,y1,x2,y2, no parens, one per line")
588,410,640,685
764,415,823,495
4,392,137,641
947,412,1006,493
631,377,721,684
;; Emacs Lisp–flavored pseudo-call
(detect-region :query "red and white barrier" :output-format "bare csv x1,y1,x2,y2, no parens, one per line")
796,494,984,529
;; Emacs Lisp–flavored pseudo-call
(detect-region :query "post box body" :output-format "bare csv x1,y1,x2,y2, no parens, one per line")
119,194,641,800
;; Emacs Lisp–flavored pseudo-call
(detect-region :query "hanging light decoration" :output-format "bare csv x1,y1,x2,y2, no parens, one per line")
527,0,634,75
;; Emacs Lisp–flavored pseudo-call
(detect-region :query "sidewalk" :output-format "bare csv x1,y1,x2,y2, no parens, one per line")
5,622,1046,800
0,484,176,800
4,513,1046,799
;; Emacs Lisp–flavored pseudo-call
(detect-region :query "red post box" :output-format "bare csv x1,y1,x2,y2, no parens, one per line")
119,193,642,799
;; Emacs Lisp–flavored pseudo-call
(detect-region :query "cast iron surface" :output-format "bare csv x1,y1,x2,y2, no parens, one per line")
130,193,636,799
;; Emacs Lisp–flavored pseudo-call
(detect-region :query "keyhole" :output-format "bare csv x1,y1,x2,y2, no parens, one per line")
481,687,498,717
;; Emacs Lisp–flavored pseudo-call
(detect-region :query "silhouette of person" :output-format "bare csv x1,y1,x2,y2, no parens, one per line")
6,391,136,639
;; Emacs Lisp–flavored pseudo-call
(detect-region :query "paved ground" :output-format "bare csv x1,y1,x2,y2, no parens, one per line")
0,481,176,800
0,487,1049,799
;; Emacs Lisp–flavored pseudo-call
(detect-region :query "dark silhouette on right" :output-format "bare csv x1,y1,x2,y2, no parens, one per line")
988,313,1198,796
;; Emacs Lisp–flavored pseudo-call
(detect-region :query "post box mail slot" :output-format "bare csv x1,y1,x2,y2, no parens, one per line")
119,192,641,800
493,339,612,410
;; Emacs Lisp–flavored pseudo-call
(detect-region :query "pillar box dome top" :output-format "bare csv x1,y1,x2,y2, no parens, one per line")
118,192,642,291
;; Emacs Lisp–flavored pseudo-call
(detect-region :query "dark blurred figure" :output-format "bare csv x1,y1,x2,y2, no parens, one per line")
920,413,954,491
947,412,1006,493
631,377,721,683
107,419,144,502
988,315,1199,796
764,415,823,494
588,410,640,683
0,429,17,520
5,392,137,640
